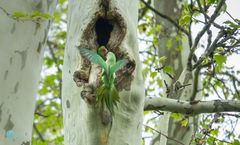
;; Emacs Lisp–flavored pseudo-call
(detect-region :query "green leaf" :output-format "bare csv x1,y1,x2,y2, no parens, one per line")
155,24,161,31
233,140,240,145
214,54,226,66
211,129,218,136
206,0,217,5
218,142,224,145
157,78,163,87
171,113,182,120
44,56,54,68
38,86,48,95
147,27,154,36
142,67,150,79
158,56,167,64
166,39,172,49
181,118,189,127
53,12,61,22
152,37,158,46
224,20,240,28
31,11,51,19
11,12,28,19
180,14,191,26
207,136,215,145
163,66,173,74
59,0,66,4
150,72,157,79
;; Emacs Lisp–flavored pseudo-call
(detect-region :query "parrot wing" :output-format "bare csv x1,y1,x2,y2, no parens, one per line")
109,59,128,76
78,48,107,71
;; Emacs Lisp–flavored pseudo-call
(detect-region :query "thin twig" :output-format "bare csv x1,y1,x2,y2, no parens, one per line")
47,40,63,99
33,123,45,141
143,124,185,145
188,0,226,70
138,0,151,21
0,6,11,16
192,30,225,70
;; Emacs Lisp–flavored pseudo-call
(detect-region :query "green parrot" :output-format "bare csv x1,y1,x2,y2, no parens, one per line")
78,46,128,115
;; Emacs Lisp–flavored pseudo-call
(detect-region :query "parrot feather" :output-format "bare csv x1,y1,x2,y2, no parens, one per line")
78,48,107,71
110,59,128,76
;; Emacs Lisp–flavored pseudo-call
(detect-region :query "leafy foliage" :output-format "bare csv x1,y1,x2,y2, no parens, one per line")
32,0,67,144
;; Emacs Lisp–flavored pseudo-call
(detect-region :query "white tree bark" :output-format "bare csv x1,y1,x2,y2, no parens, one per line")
0,1,56,144
62,0,144,145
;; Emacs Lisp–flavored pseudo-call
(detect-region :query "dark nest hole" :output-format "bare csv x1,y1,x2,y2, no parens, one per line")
81,13,126,54
95,18,113,46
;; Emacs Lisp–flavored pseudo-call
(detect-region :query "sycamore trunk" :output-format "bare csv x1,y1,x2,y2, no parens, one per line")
62,0,144,145
0,0,56,145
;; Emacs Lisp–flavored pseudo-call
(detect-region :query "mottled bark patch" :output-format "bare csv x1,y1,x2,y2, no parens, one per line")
37,42,42,53
10,23,16,34
42,29,48,44
0,103,3,122
4,70,8,80
66,100,70,108
9,57,13,64
15,49,28,70
14,82,19,93
4,115,14,133
34,23,40,35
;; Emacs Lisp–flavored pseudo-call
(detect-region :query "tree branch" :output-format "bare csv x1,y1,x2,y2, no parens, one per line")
33,123,45,141
140,0,189,35
187,0,226,70
138,0,151,21
47,40,63,99
144,97,240,115
144,124,185,145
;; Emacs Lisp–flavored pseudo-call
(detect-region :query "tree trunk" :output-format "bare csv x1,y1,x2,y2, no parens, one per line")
0,1,56,144
62,0,144,145
151,0,200,145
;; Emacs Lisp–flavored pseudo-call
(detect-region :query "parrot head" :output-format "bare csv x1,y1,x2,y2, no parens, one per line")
98,46,108,60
